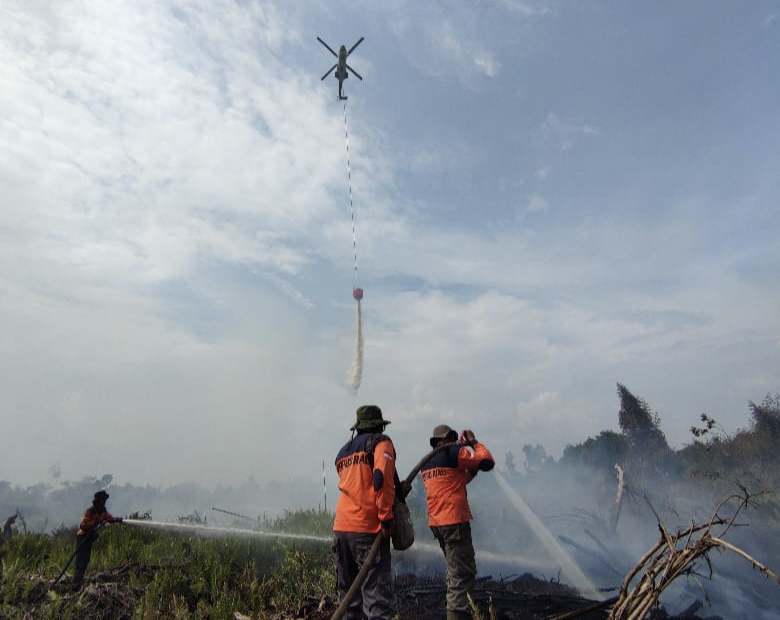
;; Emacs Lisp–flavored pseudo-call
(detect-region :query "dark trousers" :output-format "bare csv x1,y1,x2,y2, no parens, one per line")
334,532,394,620
431,523,477,618
73,533,96,586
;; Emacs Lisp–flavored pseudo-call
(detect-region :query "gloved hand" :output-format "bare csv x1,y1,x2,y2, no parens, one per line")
380,519,393,537
459,430,477,446
399,480,413,499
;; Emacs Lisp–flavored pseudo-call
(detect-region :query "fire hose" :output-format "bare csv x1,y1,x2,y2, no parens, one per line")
330,442,456,620
51,522,106,587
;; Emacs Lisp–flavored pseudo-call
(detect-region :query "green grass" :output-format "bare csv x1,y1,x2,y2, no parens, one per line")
261,508,334,537
0,518,335,619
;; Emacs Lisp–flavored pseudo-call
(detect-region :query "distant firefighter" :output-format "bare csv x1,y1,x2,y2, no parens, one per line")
421,426,495,620
73,490,123,588
333,405,397,619
2,514,17,538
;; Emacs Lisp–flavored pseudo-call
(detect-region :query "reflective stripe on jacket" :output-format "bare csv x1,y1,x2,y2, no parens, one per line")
77,507,115,536
333,432,396,534
421,441,494,527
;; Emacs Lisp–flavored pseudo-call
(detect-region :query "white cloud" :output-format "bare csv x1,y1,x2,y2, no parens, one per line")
389,5,501,83
527,194,549,213
0,0,372,483
474,51,500,78
540,112,600,151
405,139,480,175
497,0,554,17
431,20,501,79
0,0,349,288
515,392,589,437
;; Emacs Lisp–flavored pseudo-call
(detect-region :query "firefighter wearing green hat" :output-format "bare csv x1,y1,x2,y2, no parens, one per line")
333,405,398,619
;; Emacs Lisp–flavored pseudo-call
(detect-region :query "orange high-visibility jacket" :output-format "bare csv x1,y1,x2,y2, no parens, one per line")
77,507,116,536
333,432,397,534
421,441,494,527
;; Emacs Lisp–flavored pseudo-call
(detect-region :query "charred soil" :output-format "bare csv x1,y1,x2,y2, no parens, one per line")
1,524,589,619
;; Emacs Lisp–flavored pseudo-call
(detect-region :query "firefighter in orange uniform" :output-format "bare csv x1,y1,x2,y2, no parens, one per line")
333,405,397,619
73,490,123,588
421,425,495,620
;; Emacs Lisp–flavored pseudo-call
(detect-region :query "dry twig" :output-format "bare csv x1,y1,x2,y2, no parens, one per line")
608,488,779,620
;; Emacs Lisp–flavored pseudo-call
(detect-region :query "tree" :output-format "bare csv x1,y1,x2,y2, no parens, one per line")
749,393,780,439
505,451,517,475
561,431,628,471
617,383,668,453
522,444,551,472
616,383,671,485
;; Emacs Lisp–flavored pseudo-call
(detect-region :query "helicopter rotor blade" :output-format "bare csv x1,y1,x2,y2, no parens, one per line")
346,64,363,80
321,64,337,80
347,37,364,56
316,37,338,57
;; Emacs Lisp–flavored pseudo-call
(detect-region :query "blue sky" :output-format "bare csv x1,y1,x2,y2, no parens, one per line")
0,1,778,488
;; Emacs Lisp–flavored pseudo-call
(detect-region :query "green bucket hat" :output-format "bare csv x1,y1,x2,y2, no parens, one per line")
430,424,457,448
351,405,391,431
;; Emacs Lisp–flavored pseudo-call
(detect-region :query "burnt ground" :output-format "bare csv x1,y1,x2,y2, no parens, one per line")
302,574,721,620
393,573,607,619
2,570,721,620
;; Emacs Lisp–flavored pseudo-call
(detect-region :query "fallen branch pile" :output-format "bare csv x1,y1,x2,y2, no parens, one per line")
608,489,780,620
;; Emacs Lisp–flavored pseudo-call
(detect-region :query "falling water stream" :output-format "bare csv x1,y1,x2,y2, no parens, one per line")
494,470,599,597
349,298,363,391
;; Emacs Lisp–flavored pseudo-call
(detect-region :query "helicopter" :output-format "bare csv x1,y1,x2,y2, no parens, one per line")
317,36,364,100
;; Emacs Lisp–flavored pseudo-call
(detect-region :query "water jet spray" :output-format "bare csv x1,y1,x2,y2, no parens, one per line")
125,518,545,569
494,470,599,597
124,519,331,543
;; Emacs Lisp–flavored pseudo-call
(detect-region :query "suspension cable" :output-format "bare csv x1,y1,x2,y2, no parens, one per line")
343,100,359,287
